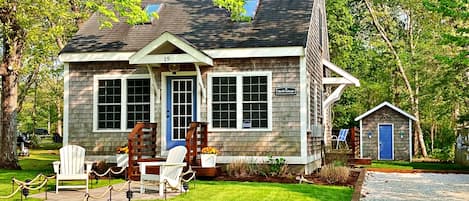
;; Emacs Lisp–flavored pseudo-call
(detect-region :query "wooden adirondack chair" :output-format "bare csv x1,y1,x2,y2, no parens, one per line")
138,146,187,197
53,145,93,193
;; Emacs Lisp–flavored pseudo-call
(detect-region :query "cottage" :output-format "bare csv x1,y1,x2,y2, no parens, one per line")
59,0,359,174
355,102,415,161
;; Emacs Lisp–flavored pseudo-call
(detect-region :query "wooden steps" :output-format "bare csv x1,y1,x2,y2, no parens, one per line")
126,122,219,181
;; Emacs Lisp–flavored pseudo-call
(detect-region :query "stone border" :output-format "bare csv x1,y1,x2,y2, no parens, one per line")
351,168,366,201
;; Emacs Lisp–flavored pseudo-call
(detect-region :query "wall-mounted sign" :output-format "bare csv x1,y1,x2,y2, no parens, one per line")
275,87,296,96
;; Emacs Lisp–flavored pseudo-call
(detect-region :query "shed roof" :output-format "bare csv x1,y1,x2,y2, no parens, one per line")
61,0,314,53
354,101,417,121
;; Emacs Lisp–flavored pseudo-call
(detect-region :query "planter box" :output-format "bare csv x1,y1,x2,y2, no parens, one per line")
116,154,128,168
201,154,217,168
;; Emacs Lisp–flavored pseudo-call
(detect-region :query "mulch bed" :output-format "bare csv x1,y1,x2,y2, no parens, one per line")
213,168,361,187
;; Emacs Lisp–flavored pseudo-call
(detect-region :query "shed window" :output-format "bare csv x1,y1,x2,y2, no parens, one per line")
208,72,272,131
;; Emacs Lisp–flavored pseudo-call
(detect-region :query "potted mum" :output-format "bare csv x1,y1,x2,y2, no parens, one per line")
116,146,129,168
200,146,219,167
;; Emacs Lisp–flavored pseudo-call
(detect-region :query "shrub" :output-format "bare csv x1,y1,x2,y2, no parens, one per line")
319,164,350,184
431,147,454,161
226,160,250,177
265,156,289,177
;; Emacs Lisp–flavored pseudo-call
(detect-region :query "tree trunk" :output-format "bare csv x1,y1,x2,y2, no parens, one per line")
0,71,20,169
0,4,26,169
430,122,435,152
364,0,427,157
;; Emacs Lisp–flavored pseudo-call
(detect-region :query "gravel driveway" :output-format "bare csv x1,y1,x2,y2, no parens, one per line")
361,171,469,201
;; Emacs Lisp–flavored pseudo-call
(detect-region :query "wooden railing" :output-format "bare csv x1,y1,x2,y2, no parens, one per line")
127,122,158,180
185,122,208,166
350,127,360,158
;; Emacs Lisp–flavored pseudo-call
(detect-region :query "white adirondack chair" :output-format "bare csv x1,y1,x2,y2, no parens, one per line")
53,145,93,193
138,146,187,197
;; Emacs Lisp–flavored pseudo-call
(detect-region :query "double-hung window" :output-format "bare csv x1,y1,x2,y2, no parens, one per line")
208,72,271,131
94,75,153,131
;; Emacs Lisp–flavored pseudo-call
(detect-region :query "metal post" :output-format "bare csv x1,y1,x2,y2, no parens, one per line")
45,178,48,200
108,186,112,201
126,181,133,201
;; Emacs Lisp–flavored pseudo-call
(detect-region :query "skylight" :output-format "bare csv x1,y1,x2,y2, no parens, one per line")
144,4,161,22
243,0,260,18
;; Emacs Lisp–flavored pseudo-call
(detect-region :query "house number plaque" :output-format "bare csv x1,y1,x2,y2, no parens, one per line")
275,87,296,96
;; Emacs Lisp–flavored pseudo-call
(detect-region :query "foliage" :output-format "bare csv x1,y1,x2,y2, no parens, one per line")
86,0,156,28
264,156,288,177
213,0,251,22
319,164,350,184
430,148,454,161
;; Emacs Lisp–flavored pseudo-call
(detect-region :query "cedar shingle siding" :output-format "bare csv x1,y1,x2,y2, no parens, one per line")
207,57,301,156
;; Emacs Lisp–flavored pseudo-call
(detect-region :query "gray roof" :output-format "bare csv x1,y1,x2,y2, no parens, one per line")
62,0,314,53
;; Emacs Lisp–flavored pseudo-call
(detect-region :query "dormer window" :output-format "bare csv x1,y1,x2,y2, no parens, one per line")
242,0,260,19
144,4,161,22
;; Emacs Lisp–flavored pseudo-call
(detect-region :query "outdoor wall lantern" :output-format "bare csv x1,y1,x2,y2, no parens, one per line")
169,64,180,74
399,131,405,139
367,131,372,139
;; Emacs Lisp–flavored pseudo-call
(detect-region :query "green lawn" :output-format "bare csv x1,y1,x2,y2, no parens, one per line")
154,181,353,201
369,160,469,171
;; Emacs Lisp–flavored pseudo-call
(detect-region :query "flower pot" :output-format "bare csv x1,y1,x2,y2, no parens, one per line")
116,154,129,168
201,154,217,167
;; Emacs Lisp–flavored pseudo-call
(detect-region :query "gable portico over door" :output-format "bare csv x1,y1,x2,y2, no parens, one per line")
128,32,213,154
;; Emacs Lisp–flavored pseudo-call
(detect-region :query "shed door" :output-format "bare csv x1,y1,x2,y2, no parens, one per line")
166,77,197,150
379,125,393,160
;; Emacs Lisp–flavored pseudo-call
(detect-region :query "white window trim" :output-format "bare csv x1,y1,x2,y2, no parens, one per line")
93,74,155,132
207,71,272,132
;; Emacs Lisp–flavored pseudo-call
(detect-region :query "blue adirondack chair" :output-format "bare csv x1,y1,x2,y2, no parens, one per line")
332,129,349,149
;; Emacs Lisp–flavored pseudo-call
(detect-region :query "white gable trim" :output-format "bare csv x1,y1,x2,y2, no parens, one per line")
203,46,305,58
59,52,134,62
59,47,305,62
322,59,360,87
354,101,417,121
129,32,213,66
